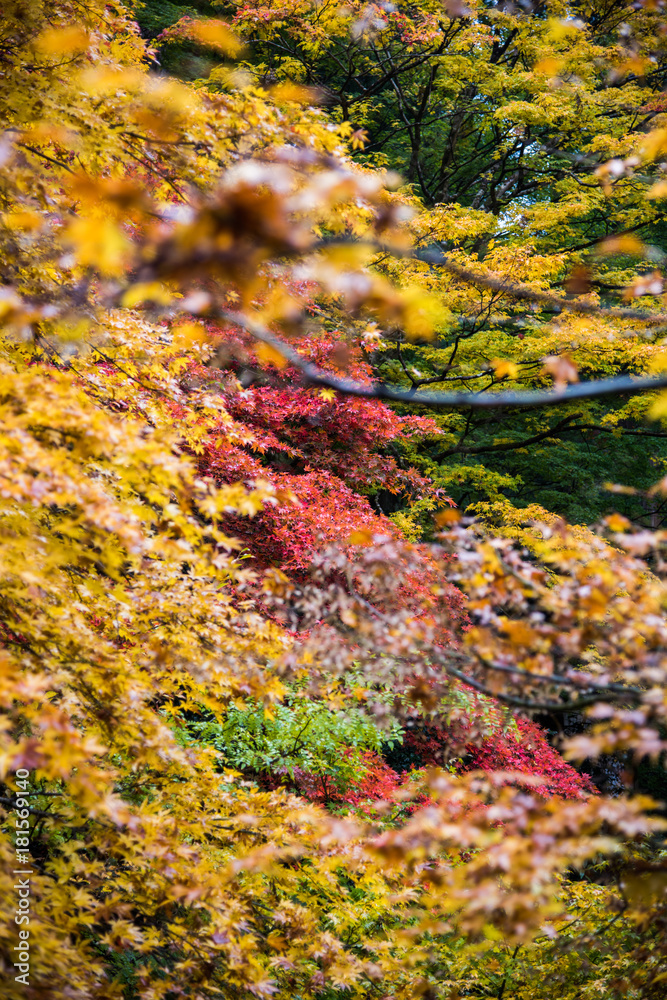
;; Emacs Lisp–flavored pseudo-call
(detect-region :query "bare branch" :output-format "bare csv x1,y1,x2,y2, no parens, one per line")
215,309,667,411
429,649,639,713
421,253,661,321
384,241,667,324
316,236,667,324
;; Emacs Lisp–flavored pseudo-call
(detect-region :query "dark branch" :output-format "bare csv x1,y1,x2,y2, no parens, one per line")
407,246,667,325
215,310,667,412
316,236,667,323
438,414,583,456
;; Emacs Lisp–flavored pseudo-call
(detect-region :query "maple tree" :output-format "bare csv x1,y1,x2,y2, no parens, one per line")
144,0,667,524
0,2,667,1000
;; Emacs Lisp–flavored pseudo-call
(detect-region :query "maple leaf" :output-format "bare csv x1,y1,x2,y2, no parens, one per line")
542,354,579,391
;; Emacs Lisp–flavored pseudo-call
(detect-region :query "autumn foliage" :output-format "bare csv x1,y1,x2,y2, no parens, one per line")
0,2,667,1000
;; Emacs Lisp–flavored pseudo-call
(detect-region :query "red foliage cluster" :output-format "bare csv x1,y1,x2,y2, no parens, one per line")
272,717,594,815
223,382,434,495
207,330,439,488
399,718,594,800
191,333,444,573
463,717,597,800
184,335,592,803
339,751,403,809
387,10,443,46
276,750,402,809
223,471,387,573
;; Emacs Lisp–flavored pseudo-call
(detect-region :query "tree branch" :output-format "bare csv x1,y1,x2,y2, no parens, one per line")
214,309,667,411
402,244,667,324
315,235,667,323
437,414,583,456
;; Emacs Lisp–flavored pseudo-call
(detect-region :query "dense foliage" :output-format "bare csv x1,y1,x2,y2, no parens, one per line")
0,2,667,999
138,0,667,525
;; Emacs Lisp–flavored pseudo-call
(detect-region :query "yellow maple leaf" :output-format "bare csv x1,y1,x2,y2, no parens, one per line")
491,358,519,380
649,391,667,420
172,322,208,347
34,26,89,55
255,342,287,368
347,529,374,545
121,283,172,309
647,180,667,200
598,234,644,256
65,216,132,277
189,19,244,57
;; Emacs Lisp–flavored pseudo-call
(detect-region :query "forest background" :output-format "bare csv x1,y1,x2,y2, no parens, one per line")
2,1,667,999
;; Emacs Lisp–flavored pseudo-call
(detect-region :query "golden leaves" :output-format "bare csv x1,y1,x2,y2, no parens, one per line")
78,65,146,96
33,26,89,55
185,18,244,57
542,354,579,390
640,126,667,162
598,234,645,256
371,770,665,940
350,128,368,150
399,285,451,341
435,508,461,526
604,513,631,533
347,529,375,545
647,180,667,200
61,175,152,277
491,359,519,380
121,282,172,309
172,321,209,348
69,174,149,213
4,1,667,996
270,82,321,105
256,342,288,368
65,215,131,277
649,390,667,420
532,56,562,77
2,210,44,233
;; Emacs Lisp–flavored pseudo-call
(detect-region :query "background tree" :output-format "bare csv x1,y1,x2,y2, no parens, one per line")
138,0,667,524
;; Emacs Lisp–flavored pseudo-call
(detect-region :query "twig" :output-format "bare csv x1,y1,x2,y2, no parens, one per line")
213,308,667,412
